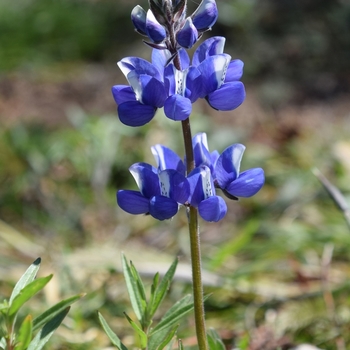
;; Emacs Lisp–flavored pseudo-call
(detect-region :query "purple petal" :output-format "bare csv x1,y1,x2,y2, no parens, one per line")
176,17,198,49
178,48,191,70
225,60,244,82
185,67,203,102
215,144,245,188
159,170,190,204
117,190,149,214
187,166,214,207
225,168,265,197
151,144,186,174
207,81,246,111
197,54,231,96
192,133,214,171
118,57,162,81
164,64,176,95
149,195,179,220
152,49,171,78
137,75,167,107
131,5,147,35
198,196,227,222
118,101,156,126
146,10,166,43
192,36,226,66
111,85,136,105
164,95,192,121
192,0,219,31
129,162,160,198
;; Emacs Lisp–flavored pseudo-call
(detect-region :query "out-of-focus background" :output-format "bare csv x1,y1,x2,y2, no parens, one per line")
1,0,350,349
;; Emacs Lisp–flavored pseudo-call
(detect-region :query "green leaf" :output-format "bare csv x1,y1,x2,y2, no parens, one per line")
8,275,53,319
149,258,178,318
98,312,128,350
130,261,147,304
150,295,194,335
14,315,33,350
178,339,184,350
121,253,144,322
27,307,70,350
124,313,147,349
33,293,84,332
148,324,178,350
207,328,225,350
9,258,41,305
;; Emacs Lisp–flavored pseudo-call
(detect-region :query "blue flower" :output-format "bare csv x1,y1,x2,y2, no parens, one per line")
192,37,246,111
117,162,190,220
214,144,265,199
192,133,264,199
187,165,227,222
112,57,167,126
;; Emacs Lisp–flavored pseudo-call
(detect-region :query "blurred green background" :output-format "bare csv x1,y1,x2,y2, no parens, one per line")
1,0,350,349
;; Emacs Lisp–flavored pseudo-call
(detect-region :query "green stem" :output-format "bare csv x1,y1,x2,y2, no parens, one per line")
181,119,209,350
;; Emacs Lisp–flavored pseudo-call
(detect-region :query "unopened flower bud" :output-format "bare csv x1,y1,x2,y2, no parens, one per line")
131,5,147,35
192,0,218,31
146,9,167,43
176,17,198,49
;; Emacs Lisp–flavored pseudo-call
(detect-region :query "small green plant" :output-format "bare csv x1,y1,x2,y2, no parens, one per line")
0,258,84,350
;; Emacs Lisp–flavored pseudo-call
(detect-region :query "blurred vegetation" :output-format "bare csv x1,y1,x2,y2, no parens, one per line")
1,0,350,349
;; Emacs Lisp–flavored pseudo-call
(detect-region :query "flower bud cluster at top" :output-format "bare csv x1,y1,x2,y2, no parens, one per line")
114,1,265,222
112,0,246,127
132,0,218,51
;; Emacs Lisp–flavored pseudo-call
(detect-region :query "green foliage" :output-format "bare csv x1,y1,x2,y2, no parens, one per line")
100,255,196,350
0,258,83,350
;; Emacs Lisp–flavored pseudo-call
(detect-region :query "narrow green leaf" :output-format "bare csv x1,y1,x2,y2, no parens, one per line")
121,253,143,322
27,307,69,350
150,295,193,335
14,315,33,350
178,339,184,350
9,258,41,305
148,324,178,350
207,328,225,350
8,275,53,318
130,261,147,303
33,293,84,332
149,258,178,318
124,313,147,349
98,312,128,350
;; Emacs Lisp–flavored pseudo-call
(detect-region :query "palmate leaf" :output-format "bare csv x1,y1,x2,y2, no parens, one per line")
9,258,41,305
14,315,33,350
121,253,145,323
33,293,85,332
8,275,53,320
148,258,178,319
98,312,128,350
207,328,225,350
27,307,70,350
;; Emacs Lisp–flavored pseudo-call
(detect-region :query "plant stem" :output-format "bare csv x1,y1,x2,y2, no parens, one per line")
181,119,209,350
169,29,208,348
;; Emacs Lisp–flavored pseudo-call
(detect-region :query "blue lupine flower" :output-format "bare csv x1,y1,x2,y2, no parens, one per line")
214,144,265,199
117,162,190,220
191,133,264,199
192,36,246,111
112,57,167,126
188,165,227,222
